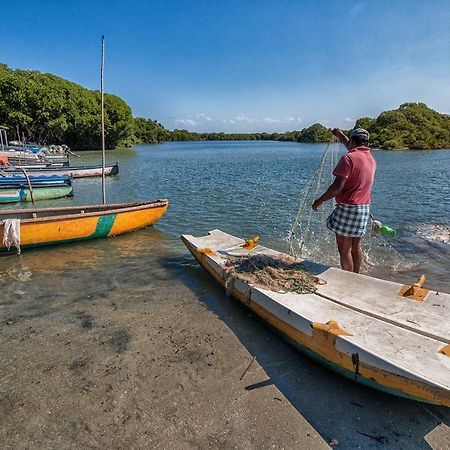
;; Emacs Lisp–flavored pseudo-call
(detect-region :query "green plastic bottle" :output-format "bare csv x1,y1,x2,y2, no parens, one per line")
379,225,396,237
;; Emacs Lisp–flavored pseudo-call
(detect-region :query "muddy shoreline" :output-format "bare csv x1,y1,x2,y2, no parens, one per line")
0,233,449,449
0,240,327,449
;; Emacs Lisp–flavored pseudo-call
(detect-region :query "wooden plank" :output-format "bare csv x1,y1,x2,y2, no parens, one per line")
310,267,449,344
424,423,450,450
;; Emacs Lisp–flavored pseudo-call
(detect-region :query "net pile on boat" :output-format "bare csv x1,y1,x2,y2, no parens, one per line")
224,254,321,294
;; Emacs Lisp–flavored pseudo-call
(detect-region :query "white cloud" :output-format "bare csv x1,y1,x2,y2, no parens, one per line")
262,117,281,124
283,117,303,124
217,115,304,130
235,114,258,124
230,115,303,126
175,118,198,126
343,117,355,123
197,113,212,121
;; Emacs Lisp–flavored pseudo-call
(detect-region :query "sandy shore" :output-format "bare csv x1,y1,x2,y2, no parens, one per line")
0,241,327,449
0,233,449,449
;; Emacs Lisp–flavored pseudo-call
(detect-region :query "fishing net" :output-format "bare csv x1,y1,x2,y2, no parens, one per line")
224,254,322,295
288,139,342,259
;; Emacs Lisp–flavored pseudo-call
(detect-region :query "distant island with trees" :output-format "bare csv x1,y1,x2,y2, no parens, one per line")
1,64,449,151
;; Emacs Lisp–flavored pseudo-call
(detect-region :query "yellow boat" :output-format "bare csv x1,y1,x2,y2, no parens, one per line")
0,199,168,253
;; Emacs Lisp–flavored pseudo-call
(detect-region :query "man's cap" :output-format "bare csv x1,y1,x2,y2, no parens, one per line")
350,128,370,141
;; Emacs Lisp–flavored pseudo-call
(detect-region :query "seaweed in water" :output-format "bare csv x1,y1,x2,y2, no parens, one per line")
224,254,322,295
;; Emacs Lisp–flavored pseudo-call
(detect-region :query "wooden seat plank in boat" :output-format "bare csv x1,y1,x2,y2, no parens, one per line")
310,267,449,344
181,229,450,406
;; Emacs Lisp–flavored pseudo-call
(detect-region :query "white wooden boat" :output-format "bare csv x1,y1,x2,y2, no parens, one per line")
181,229,450,407
2,163,118,178
0,150,43,164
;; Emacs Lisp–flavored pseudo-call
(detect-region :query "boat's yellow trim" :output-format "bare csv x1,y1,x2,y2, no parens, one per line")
18,216,99,246
242,235,260,250
398,274,429,301
198,247,217,256
189,245,450,407
311,320,351,336
108,204,168,236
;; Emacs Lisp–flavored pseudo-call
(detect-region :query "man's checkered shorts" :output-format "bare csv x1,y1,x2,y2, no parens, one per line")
326,204,370,238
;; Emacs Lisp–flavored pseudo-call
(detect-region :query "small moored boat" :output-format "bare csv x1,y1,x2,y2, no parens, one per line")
0,186,73,203
2,162,119,178
181,229,450,407
0,199,168,252
0,175,73,203
0,175,71,187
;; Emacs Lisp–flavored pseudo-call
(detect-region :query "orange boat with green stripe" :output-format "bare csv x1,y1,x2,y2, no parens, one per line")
0,200,168,253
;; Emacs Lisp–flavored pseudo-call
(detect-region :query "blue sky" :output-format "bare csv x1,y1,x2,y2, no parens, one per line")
1,1,449,132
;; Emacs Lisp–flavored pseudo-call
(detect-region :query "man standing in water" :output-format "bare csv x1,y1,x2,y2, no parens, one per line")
312,128,376,273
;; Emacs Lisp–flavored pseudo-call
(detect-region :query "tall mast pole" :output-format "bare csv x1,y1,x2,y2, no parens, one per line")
101,35,106,204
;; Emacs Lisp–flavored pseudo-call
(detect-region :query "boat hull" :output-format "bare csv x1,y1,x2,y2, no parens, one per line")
3,163,118,178
7,162,70,168
0,200,168,251
181,230,450,407
0,185,73,203
0,176,71,187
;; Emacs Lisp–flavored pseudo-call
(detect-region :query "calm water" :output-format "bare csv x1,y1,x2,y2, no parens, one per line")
1,140,449,290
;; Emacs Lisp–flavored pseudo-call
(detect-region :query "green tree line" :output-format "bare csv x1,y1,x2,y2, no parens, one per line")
355,103,450,149
0,64,134,150
1,64,449,150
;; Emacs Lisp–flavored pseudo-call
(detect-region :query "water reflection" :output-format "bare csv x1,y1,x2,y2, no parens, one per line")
0,228,175,283
0,141,449,291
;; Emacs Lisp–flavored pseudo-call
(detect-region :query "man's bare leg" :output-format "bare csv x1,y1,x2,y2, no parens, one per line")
351,237,362,273
335,234,353,272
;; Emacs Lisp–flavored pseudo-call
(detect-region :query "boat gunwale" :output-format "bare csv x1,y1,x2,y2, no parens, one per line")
0,199,168,224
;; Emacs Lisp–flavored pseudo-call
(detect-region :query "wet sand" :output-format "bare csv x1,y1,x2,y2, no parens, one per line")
0,231,449,449
0,234,327,449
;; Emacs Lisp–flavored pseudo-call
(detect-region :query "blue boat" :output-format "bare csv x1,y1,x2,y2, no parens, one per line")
0,175,73,203
0,175,72,188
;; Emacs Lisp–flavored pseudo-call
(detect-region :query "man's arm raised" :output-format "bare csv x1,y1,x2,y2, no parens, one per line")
332,128,349,146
